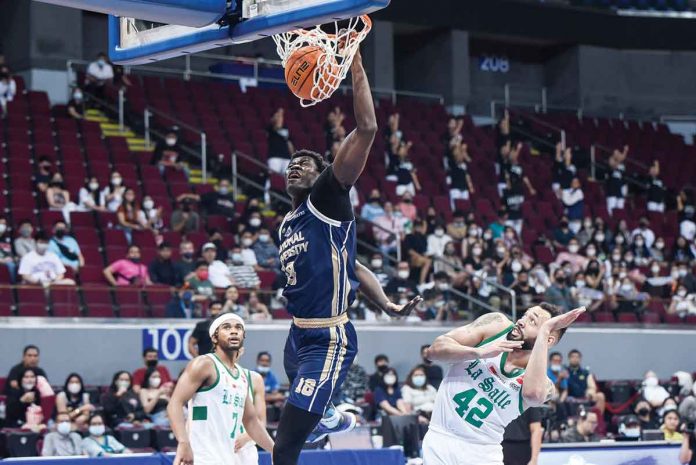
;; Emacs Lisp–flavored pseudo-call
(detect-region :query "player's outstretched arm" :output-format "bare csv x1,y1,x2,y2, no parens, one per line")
522,307,585,406
168,357,214,465
425,312,521,363
241,391,274,453
355,262,422,317
332,50,377,188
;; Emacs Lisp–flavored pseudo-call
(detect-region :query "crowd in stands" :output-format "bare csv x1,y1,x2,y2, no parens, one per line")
2,341,695,458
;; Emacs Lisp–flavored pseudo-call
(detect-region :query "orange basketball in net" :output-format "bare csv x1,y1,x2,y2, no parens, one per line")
285,45,339,101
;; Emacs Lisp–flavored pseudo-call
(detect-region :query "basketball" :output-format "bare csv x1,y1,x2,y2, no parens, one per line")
285,46,339,101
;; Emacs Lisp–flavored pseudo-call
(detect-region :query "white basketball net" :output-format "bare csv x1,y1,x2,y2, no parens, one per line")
273,15,372,107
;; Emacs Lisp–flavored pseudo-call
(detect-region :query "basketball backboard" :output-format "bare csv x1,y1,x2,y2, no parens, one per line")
108,0,389,65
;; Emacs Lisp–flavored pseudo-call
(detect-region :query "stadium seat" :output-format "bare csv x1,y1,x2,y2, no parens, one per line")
4,430,40,457
115,427,152,449
593,312,615,323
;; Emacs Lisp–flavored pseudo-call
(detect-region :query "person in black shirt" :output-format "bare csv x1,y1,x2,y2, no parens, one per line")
34,156,54,193
187,301,224,357
266,107,294,175
503,187,525,237
368,354,390,392
554,146,577,192
646,160,666,213
384,261,420,305
512,271,539,309
419,345,443,389
201,178,236,218
150,128,185,172
4,345,48,394
447,141,475,209
403,220,431,284
606,152,627,215
67,87,85,120
679,428,696,465
506,143,536,197
148,242,180,286
502,407,543,465
394,140,421,197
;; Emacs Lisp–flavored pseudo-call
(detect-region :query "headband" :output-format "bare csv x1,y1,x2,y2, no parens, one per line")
209,313,246,338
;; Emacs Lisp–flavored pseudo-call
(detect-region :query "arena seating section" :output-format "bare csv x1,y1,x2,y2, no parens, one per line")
0,74,694,323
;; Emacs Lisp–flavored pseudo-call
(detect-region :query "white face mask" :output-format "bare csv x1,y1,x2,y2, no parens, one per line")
165,137,177,146
469,229,478,237
371,259,383,269
256,365,270,374
116,380,130,391
615,236,625,244
22,381,36,391
568,245,579,254
575,280,585,288
36,243,48,254
635,240,644,247
678,289,688,297
586,248,596,257
249,218,262,228
149,377,161,388
89,425,105,437
651,265,660,274
679,269,688,277
0,224,6,235
397,270,410,279
511,261,522,273
618,271,627,279
111,177,122,186
218,186,229,195
672,270,680,279
383,374,397,386
57,421,72,436
73,92,83,101
655,242,664,250
595,234,605,242
472,247,482,256
258,234,270,243
89,182,99,191
644,376,658,387
143,200,154,210
434,229,444,237
550,364,563,372
437,282,450,291
242,238,253,247
412,375,427,388
232,253,243,263
67,382,82,395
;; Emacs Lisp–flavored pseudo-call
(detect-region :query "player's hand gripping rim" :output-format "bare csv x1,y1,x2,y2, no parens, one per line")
383,295,423,318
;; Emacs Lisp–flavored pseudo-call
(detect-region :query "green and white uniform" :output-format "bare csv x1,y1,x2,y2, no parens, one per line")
188,354,250,465
423,326,526,465
236,367,259,465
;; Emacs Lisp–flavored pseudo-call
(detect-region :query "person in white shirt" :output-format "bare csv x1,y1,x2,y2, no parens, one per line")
78,177,107,212
401,365,437,424
427,225,453,258
18,234,75,285
0,68,17,116
201,242,233,288
85,52,114,101
680,218,696,242
630,217,656,249
239,231,259,267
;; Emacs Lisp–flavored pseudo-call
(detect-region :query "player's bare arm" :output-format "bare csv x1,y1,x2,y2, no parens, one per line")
355,261,422,317
168,356,217,465
241,390,274,453
425,312,522,363
522,307,585,406
234,371,267,452
331,50,377,188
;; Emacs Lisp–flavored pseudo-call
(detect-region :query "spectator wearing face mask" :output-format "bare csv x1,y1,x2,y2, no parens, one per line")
19,233,76,286
374,368,409,416
667,284,696,318
562,177,585,234
544,269,578,312
252,228,280,273
188,301,224,357
630,234,652,266
56,373,94,427
67,87,85,120
184,261,215,303
103,245,152,287
547,352,569,402
436,241,463,275
228,246,260,289
576,218,596,248
634,398,660,431
401,365,436,421
361,189,385,222
78,177,107,212
46,173,78,222
394,140,421,197
642,260,670,298
553,144,577,193
42,411,83,456
673,239,695,263
175,240,196,281
81,413,131,457
385,261,420,307
132,348,172,393
397,191,418,222
256,352,285,404
201,178,236,218
151,129,185,173
101,371,145,428
5,367,44,428
138,196,165,234
641,371,671,408
373,201,409,257
102,172,126,212
139,367,172,426
447,141,475,209
512,271,539,308
171,195,201,234
367,254,391,287
149,242,180,286
554,238,588,276
201,242,233,288
427,223,453,259
404,220,432,284
631,217,656,249
646,160,666,213
445,212,467,242
367,354,391,391
48,220,84,272
85,52,114,101
605,149,628,215
553,217,575,249
0,217,16,281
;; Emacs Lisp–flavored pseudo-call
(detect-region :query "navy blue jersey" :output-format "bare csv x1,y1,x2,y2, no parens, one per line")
278,167,359,319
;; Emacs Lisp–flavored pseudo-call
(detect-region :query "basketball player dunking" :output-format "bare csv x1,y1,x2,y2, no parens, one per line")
168,313,274,465
272,49,421,465
422,304,585,465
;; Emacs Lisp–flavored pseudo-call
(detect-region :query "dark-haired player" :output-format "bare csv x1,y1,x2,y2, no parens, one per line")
272,49,421,465
422,304,585,465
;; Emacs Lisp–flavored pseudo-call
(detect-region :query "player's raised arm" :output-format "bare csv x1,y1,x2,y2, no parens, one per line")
522,307,585,406
331,50,377,188
168,357,214,465
425,312,521,363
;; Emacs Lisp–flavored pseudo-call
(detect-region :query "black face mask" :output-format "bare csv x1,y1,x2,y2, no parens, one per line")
637,408,650,416
182,204,192,212
377,364,389,373
145,359,158,368
130,257,141,264
556,276,566,285
55,229,66,239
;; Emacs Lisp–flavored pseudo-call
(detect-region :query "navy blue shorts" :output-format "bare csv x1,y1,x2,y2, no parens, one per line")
283,320,358,415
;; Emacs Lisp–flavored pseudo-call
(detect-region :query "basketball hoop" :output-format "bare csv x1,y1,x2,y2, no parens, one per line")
273,15,372,107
